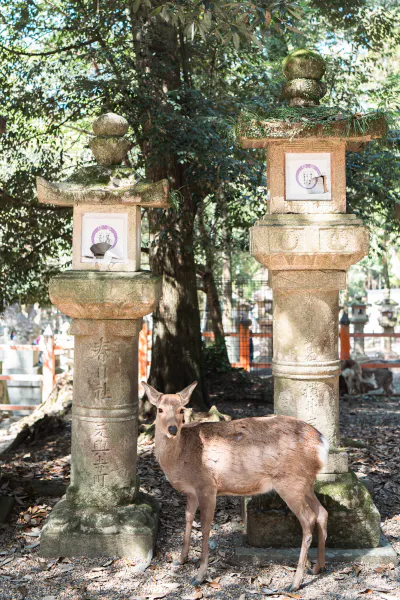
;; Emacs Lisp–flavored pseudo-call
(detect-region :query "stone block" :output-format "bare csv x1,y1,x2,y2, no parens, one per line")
49,270,162,320
245,472,380,549
40,494,159,560
235,535,398,567
250,214,369,271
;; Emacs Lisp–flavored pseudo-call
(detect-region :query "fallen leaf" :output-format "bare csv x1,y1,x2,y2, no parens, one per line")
59,565,74,573
24,541,40,550
163,583,180,590
102,559,113,567
208,581,221,589
260,589,279,596
353,564,362,576
239,595,245,600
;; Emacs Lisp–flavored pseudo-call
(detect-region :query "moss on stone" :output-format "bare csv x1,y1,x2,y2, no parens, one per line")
236,106,388,141
282,49,326,80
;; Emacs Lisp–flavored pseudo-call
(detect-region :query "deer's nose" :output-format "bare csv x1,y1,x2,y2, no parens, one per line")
168,425,178,436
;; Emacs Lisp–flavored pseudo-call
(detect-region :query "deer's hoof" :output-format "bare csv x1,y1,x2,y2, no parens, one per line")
286,582,300,593
172,560,183,567
312,563,325,575
190,577,202,586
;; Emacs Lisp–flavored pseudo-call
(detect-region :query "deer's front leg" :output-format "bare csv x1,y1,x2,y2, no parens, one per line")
178,493,198,564
192,489,216,584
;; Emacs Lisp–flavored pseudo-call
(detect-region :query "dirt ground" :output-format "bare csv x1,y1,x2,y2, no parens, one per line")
0,373,399,600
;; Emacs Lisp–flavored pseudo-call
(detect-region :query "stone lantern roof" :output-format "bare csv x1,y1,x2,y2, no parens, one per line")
236,49,388,149
37,112,169,207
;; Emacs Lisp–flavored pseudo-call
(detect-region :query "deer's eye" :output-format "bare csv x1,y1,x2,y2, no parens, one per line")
179,408,184,414
158,408,163,413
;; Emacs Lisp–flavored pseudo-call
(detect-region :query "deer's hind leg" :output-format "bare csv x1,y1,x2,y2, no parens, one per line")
178,492,199,565
307,492,328,574
274,482,317,592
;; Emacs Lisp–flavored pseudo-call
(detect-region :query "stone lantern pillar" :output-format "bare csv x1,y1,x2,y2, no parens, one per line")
36,113,169,559
377,292,399,359
349,296,369,359
237,50,390,553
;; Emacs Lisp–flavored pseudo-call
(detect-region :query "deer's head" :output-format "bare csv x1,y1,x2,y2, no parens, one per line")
142,381,198,439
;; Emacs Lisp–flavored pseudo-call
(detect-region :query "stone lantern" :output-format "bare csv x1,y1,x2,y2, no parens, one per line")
36,113,169,560
349,295,370,359
236,50,393,558
377,291,399,359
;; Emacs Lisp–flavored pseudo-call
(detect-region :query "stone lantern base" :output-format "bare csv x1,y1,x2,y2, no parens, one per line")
40,493,159,560
243,472,381,549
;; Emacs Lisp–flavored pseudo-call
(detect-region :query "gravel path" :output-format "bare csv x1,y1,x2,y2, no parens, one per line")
0,382,399,600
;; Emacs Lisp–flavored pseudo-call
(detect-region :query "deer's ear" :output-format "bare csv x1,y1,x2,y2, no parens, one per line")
178,381,198,406
142,382,163,406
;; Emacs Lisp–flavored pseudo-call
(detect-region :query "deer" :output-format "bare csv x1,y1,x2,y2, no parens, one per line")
142,381,329,592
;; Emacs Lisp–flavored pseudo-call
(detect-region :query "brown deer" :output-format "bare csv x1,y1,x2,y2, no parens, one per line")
143,381,329,592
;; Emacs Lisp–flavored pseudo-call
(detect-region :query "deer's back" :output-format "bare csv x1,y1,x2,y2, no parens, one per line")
178,415,324,496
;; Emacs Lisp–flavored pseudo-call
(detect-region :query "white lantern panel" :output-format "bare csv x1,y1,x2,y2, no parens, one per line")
81,212,128,263
285,153,331,201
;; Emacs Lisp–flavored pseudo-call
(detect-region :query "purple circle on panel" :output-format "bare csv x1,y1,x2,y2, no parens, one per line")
295,163,321,189
91,225,118,249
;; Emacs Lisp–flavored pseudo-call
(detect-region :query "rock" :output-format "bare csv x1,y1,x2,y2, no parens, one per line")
0,496,15,523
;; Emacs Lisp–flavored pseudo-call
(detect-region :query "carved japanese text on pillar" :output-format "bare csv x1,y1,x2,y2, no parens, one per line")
91,337,112,402
92,423,110,486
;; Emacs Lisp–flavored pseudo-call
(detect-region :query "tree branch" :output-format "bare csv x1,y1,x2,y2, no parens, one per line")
0,38,98,57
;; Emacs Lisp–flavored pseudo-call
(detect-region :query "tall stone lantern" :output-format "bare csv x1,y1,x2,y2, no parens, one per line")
349,295,369,359
36,113,169,559
237,50,389,553
377,291,399,359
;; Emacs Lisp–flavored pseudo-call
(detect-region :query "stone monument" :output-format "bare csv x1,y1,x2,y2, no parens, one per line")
377,291,398,360
236,50,392,555
37,113,169,559
349,295,369,359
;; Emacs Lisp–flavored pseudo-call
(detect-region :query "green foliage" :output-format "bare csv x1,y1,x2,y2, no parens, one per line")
203,339,232,374
0,0,399,311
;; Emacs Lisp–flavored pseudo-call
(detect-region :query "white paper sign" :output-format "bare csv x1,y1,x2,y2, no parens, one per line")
81,213,128,263
285,153,331,201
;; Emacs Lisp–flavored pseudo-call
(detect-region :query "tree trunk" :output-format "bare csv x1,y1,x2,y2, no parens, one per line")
135,15,209,410
203,269,227,349
220,191,233,333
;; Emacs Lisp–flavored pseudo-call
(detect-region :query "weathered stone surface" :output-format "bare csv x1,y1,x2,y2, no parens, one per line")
39,317,158,559
89,136,131,166
49,271,162,319
234,535,398,567
65,318,141,508
282,49,326,81
92,113,129,137
283,78,327,103
36,170,169,207
40,494,158,559
245,472,381,549
251,215,369,270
